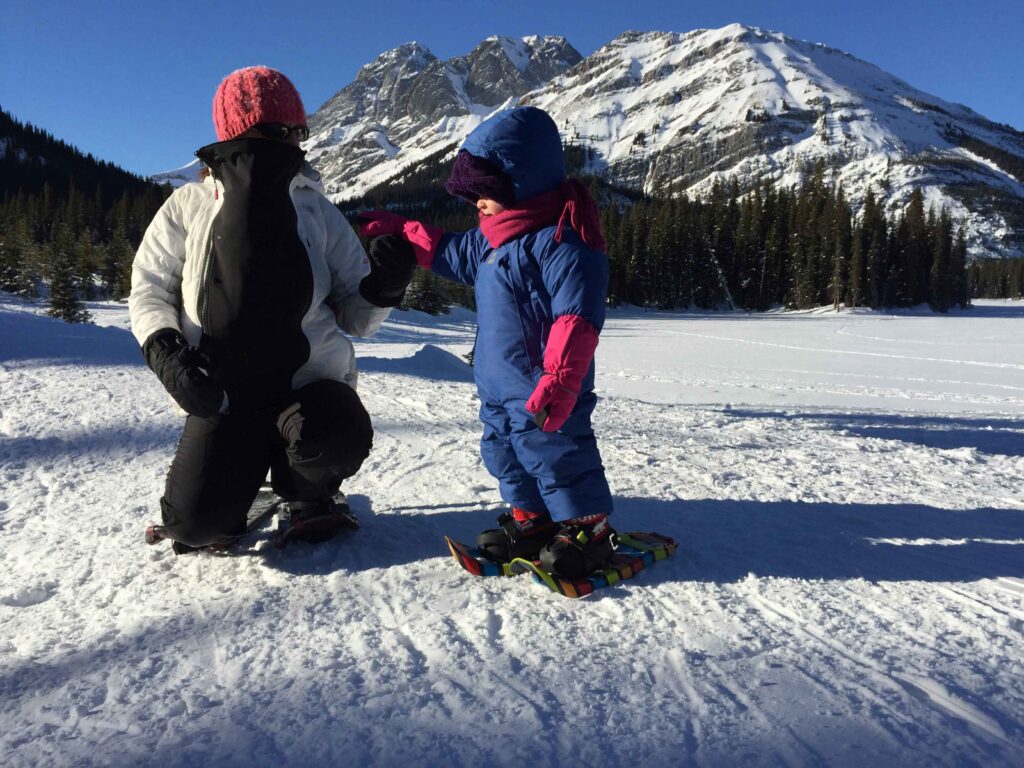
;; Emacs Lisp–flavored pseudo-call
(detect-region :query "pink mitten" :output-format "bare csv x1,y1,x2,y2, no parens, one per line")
357,210,444,268
526,314,600,432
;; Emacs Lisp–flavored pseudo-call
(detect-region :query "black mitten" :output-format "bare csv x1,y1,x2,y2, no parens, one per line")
359,235,417,308
142,329,225,417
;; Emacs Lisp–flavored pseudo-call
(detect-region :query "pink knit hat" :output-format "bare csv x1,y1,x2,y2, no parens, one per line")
212,66,307,141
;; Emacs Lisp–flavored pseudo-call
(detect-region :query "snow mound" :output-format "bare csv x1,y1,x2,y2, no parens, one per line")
360,343,474,382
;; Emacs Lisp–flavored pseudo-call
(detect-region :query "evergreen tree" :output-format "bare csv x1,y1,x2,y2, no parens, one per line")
830,235,846,310
828,186,852,310
601,207,626,306
45,225,91,323
73,228,97,300
101,222,134,299
952,227,970,307
903,189,929,305
928,209,954,312
0,216,18,292
846,230,864,308
626,202,650,305
403,269,450,315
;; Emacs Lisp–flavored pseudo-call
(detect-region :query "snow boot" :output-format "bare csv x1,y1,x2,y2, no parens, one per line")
538,514,618,579
476,507,557,564
163,534,236,555
276,494,359,546
171,540,207,555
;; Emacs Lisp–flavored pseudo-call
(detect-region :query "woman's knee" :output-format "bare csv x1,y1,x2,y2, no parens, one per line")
280,380,373,476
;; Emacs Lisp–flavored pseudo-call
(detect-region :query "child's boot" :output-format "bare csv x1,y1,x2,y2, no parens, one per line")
476,507,557,563
538,514,617,578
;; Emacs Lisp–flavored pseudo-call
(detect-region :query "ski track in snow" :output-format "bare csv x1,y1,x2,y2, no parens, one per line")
1,296,1023,767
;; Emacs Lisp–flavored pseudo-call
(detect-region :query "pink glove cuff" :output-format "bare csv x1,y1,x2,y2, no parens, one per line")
402,220,444,268
358,210,443,268
543,314,599,382
525,314,600,432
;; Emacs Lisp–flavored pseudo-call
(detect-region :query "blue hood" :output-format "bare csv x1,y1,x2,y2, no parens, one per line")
460,107,565,203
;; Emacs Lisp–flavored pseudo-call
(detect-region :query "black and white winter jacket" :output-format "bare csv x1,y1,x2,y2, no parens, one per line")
129,139,388,413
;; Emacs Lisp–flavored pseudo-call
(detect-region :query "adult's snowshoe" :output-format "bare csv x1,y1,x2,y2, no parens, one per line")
275,494,359,547
144,486,282,555
169,539,233,555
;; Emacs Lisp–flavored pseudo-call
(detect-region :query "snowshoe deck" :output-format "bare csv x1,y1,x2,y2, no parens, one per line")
274,498,359,547
145,486,282,553
445,536,519,577
445,531,677,597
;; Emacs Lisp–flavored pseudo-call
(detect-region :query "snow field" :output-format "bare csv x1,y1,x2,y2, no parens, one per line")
1,296,1023,767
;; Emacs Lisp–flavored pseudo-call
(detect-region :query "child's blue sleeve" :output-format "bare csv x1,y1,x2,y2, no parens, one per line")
539,239,609,332
431,229,490,287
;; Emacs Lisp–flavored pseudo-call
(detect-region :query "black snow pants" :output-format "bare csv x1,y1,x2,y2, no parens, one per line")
160,379,372,547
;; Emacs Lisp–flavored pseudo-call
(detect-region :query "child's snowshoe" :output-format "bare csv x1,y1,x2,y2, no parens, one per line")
537,514,617,579
475,507,557,563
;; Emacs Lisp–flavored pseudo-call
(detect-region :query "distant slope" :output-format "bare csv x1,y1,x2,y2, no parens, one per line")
150,158,203,189
0,107,163,198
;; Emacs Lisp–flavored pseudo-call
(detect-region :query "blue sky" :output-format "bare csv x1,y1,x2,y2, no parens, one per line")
2,0,1022,177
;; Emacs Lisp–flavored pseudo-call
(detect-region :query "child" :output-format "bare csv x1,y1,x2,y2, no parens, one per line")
360,106,616,578
130,66,415,552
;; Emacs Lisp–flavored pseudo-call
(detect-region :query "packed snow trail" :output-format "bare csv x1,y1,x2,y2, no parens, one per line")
1,295,1023,767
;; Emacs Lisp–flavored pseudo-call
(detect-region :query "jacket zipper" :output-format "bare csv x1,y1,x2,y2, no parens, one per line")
198,181,222,332
499,254,544,378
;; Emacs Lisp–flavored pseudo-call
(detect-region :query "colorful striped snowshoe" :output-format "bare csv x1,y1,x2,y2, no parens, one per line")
445,531,677,598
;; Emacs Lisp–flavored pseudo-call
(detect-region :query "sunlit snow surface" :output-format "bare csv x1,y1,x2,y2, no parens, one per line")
1,295,1022,767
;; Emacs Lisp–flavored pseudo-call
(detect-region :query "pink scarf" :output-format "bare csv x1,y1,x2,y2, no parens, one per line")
478,179,606,252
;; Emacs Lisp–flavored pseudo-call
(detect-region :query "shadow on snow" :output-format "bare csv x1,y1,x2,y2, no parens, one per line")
725,408,1024,457
255,494,1024,585
0,307,141,366
0,424,180,463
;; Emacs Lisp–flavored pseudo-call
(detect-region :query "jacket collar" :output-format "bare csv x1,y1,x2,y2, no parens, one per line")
195,138,323,194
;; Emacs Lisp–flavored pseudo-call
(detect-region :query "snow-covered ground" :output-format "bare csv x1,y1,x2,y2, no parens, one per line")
1,295,1022,767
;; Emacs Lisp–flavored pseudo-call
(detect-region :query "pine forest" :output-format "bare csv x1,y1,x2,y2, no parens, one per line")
2,105,1019,323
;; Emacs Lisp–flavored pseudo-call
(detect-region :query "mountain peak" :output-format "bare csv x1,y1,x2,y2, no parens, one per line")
303,34,582,194
298,26,1024,257
357,41,436,76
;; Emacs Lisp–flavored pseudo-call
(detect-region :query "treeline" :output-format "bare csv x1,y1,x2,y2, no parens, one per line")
0,118,980,325
345,157,970,314
0,108,170,321
0,181,170,321
969,256,1024,299
603,164,969,312
0,107,157,198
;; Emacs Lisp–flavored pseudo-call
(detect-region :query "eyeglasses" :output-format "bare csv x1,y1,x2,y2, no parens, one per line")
253,123,310,142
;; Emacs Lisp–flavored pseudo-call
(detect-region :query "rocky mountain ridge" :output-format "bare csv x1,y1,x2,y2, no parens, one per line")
153,25,1024,257
303,35,582,202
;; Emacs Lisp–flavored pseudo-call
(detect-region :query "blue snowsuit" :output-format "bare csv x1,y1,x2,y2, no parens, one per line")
432,108,613,522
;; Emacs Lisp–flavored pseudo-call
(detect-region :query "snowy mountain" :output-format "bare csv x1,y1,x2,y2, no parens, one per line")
525,25,1024,257
303,36,582,199
305,25,1024,258
150,158,203,188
